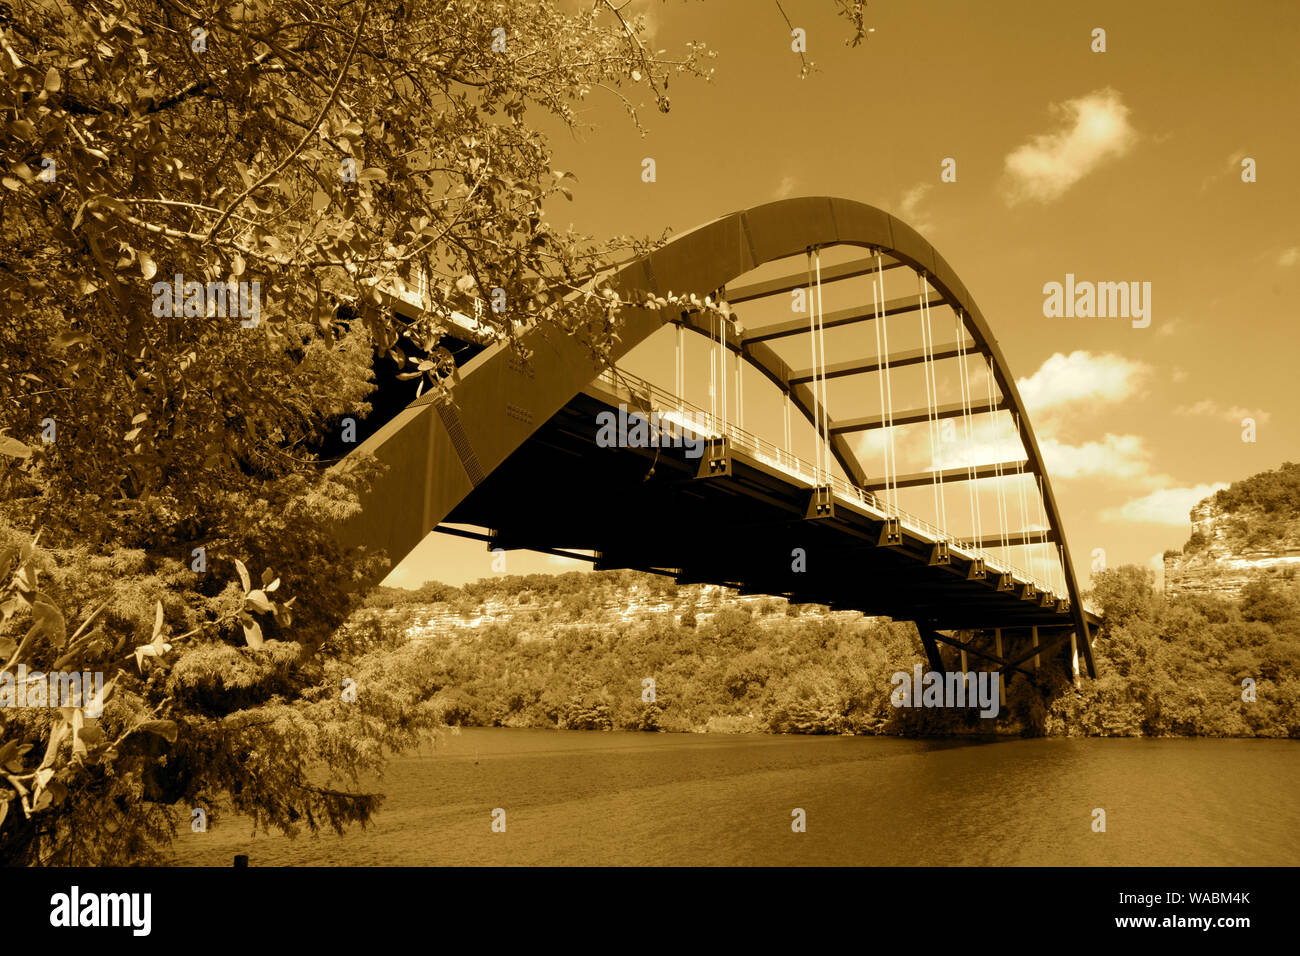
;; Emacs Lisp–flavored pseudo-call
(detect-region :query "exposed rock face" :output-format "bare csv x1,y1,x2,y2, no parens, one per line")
358,582,875,643
1164,499,1300,600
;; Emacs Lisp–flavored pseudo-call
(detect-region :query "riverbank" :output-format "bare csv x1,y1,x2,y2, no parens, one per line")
333,568,1300,739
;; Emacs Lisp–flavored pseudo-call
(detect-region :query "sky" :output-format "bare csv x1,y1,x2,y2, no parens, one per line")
384,0,1300,593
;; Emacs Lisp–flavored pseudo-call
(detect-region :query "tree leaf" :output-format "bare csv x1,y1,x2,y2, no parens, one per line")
244,589,272,614
53,331,91,349
234,558,251,594
0,740,20,772
133,644,159,671
153,599,164,639
0,434,31,459
32,599,66,645
139,252,157,280
243,618,264,649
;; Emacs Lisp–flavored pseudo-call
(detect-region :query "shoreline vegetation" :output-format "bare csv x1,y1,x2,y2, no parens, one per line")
343,559,1300,740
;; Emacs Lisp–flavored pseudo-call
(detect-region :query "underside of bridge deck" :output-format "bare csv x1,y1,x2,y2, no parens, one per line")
444,387,1095,639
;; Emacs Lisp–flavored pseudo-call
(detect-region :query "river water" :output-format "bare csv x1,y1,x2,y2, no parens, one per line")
169,728,1300,866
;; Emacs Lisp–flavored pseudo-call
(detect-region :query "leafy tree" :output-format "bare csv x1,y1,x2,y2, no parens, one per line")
1239,579,1299,627
1088,566,1158,627
1213,462,1300,515
4,0,875,863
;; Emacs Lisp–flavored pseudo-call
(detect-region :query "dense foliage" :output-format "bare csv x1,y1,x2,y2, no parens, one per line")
1185,461,1300,552
350,567,1300,740
0,0,714,864
1212,461,1300,515
1047,566,1300,736
0,0,870,864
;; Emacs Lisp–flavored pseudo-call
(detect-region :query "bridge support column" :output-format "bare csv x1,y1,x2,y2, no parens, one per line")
994,629,1006,708
1031,625,1040,673
1081,617,1097,678
916,627,946,674
1071,632,1080,687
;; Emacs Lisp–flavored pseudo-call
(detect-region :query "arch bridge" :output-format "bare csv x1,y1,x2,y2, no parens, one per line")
337,197,1099,687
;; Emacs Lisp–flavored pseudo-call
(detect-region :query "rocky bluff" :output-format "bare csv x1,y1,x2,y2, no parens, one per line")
1164,462,1300,601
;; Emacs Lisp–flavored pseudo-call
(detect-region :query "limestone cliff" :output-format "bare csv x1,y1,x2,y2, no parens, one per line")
1163,463,1300,600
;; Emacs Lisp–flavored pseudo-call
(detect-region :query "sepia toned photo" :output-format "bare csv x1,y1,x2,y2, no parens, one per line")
0,0,1294,939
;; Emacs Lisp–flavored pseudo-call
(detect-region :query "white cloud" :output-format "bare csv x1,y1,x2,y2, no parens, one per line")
773,174,797,200
898,182,934,233
1039,433,1151,480
1174,399,1270,425
855,419,1152,484
1201,150,1249,192
1016,351,1147,416
1003,89,1137,205
1279,247,1300,268
1103,483,1230,525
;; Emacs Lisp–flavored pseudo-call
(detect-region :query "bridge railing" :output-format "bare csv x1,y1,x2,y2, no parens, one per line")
593,367,1061,599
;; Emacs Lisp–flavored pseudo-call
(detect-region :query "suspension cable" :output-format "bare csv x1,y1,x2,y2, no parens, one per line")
784,393,792,467
806,249,820,483
736,325,744,431
985,354,1009,556
719,302,727,438
1036,474,1051,594
708,309,717,431
871,250,889,510
955,310,982,555
814,249,830,482
919,272,945,535
875,249,898,515
1013,413,1032,579
675,321,684,413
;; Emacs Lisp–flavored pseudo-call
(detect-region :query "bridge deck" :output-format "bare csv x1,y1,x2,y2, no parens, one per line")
443,372,1098,633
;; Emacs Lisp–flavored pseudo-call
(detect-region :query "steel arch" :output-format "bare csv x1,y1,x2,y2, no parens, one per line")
338,196,1094,675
